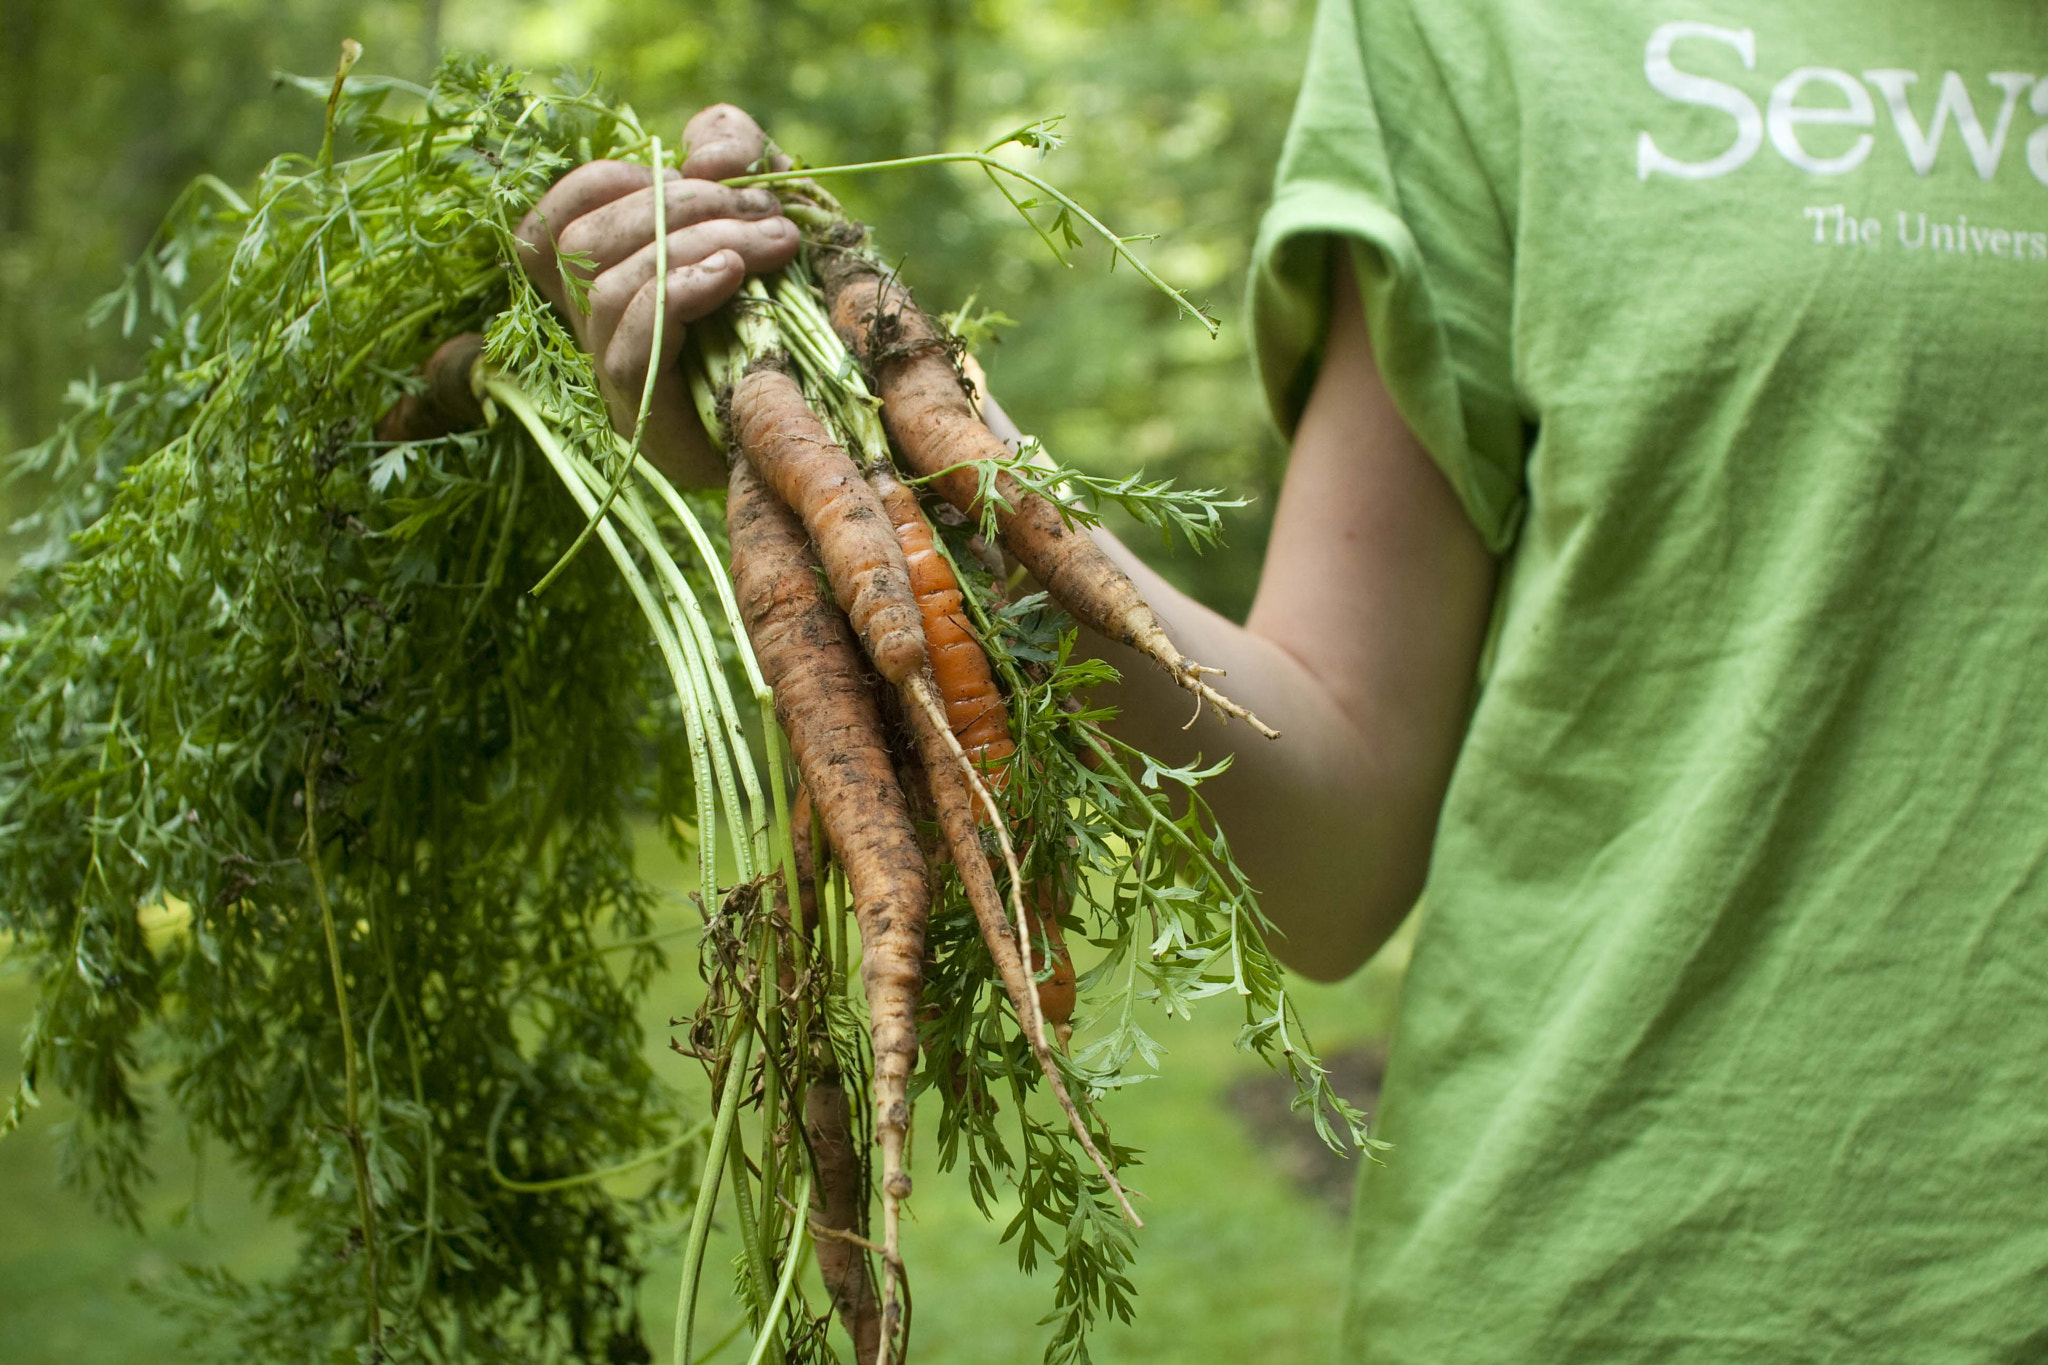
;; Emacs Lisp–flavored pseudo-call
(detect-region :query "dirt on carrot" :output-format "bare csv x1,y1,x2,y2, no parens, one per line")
729,360,927,687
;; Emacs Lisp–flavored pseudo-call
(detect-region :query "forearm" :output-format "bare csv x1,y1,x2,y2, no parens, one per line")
977,251,1495,982
979,439,1459,983
1076,539,1409,980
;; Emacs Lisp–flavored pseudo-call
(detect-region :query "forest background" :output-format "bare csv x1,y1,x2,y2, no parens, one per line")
0,0,1312,608
0,0,1410,1360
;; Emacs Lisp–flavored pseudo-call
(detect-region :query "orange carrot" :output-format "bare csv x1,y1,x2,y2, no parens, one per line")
870,465,1015,782
852,466,1130,1217
729,361,926,687
872,464,1086,1042
726,360,1022,890
904,697,1138,1226
815,251,1277,739
1024,876,1077,1046
726,454,927,1345
728,354,1034,997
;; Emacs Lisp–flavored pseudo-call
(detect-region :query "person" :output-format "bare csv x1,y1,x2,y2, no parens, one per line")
516,1,2048,1355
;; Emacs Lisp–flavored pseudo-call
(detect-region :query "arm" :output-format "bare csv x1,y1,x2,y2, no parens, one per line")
988,251,1496,980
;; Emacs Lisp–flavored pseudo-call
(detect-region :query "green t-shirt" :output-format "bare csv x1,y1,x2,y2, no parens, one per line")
1249,2,2048,1360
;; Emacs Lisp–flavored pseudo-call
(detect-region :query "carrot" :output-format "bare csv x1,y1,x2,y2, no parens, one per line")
772,790,881,1365
870,466,1015,782
725,359,1020,866
731,333,1136,1309
789,784,822,938
728,354,1037,1036
815,251,1278,740
805,1067,882,1365
724,351,1032,998
728,361,926,687
872,465,1083,1041
1024,876,1077,1046
726,454,927,1349
853,466,1129,1218
904,697,1139,1227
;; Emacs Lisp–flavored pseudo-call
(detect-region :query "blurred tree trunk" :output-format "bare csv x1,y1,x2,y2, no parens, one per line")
1,0,48,443
119,0,192,259
929,0,958,147
423,0,444,77
749,0,791,112
0,0,43,244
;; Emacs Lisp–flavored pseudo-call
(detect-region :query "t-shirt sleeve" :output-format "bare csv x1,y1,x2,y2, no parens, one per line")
1248,0,1524,549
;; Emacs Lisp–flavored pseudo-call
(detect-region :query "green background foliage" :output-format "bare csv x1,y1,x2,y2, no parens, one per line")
0,2,1419,1360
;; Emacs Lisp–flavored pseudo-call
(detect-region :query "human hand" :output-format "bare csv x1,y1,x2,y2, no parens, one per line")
513,104,799,486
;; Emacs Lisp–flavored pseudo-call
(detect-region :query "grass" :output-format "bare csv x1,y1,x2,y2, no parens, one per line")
0,825,1407,1364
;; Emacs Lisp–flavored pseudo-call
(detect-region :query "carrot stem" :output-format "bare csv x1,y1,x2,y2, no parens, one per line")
563,447,757,880
727,153,1216,335
303,756,383,1349
726,1110,775,1319
742,1164,815,1365
677,1021,757,1365
487,374,722,891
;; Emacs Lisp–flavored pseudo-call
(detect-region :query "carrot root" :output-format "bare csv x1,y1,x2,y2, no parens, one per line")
867,460,1132,1218
904,682,1141,1229
1024,877,1078,1049
817,252,1279,741
726,455,927,1345
806,1069,882,1365
731,361,927,686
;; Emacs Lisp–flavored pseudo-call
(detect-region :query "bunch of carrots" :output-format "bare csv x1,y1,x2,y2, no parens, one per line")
728,226,1280,1353
388,189,1275,1361
723,224,1288,1361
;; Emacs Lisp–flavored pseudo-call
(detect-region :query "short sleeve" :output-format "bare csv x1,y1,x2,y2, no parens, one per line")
1248,0,1524,550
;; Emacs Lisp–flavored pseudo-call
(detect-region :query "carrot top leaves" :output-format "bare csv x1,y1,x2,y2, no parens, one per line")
913,440,1249,554
1,56,704,1364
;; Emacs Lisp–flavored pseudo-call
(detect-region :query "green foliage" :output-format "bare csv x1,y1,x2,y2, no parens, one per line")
1,59,702,1362
0,0,452,465
934,442,1246,554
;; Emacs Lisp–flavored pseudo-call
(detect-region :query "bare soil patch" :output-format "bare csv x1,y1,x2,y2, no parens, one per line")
1222,1044,1388,1217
